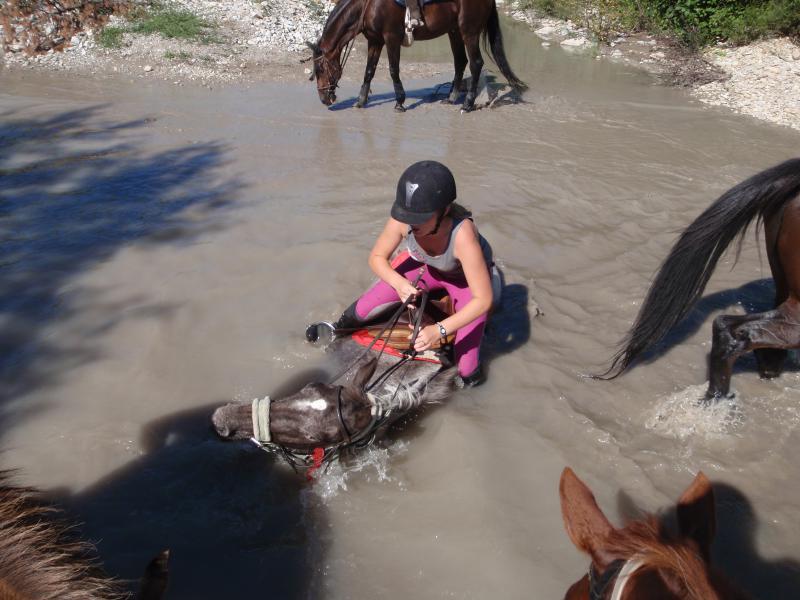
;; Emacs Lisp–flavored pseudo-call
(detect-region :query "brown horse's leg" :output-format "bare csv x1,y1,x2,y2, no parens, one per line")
386,39,406,111
707,301,800,400
461,33,484,112
357,39,384,108
754,204,791,377
445,30,467,104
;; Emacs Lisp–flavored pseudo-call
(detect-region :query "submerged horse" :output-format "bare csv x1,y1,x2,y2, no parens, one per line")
0,470,169,599
560,468,747,599
309,0,526,111
211,299,458,466
600,158,800,401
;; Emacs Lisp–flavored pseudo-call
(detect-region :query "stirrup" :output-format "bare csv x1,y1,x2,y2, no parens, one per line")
402,27,414,47
305,321,336,343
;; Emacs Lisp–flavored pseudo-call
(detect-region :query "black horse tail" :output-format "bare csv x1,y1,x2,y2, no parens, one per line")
483,0,527,92
599,158,800,379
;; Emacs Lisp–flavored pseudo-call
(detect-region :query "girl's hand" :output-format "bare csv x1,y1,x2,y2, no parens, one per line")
394,280,419,303
410,324,440,352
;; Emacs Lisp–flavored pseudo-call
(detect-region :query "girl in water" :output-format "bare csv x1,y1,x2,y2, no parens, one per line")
323,160,495,387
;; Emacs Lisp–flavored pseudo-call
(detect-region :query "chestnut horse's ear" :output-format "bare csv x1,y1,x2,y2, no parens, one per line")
350,358,378,394
677,471,716,562
560,468,614,564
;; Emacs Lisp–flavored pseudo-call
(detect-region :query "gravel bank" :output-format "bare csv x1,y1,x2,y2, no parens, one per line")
3,0,799,131
1,0,336,84
507,4,800,132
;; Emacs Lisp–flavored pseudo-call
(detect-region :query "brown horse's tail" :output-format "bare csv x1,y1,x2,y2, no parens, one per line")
483,0,527,92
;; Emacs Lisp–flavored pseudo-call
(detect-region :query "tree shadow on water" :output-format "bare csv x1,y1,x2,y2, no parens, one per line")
0,105,243,437
52,403,321,599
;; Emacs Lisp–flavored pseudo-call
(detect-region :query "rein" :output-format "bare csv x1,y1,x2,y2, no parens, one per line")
589,558,645,600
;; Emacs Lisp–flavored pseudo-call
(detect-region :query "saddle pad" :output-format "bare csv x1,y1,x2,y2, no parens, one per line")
393,0,450,9
351,329,444,364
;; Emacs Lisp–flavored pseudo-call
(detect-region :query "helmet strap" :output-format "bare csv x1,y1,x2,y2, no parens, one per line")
429,207,449,235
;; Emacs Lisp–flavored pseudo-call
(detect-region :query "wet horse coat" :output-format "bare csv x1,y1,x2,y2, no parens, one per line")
211,312,457,459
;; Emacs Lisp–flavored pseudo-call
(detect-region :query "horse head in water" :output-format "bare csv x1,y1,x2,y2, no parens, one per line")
212,352,456,453
309,41,341,107
310,0,526,112
560,468,747,600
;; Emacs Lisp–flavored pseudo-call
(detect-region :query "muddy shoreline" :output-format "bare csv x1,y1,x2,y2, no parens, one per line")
2,1,799,127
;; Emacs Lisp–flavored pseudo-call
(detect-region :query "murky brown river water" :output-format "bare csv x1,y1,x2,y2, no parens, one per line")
2,16,800,599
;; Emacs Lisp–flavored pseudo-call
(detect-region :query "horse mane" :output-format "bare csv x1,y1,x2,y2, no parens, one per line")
371,367,457,412
317,0,365,54
0,470,126,600
604,517,720,600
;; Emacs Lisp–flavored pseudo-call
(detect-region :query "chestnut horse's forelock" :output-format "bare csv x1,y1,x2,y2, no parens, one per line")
602,518,720,599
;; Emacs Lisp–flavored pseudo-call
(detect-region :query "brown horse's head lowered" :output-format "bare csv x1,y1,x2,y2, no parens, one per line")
309,41,341,106
559,468,748,600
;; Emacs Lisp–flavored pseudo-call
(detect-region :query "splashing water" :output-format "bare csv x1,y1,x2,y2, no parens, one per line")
645,383,744,441
307,441,410,502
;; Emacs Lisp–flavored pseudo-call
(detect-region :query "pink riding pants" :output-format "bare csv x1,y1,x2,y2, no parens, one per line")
355,256,486,377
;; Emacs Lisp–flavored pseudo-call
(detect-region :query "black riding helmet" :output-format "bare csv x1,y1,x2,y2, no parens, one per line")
391,160,457,225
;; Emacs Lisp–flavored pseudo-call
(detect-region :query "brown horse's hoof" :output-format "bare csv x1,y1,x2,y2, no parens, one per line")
394,103,406,112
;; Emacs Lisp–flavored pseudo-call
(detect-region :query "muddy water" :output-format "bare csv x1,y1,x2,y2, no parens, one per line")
2,18,800,599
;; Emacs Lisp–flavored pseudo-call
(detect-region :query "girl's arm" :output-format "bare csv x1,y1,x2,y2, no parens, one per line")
368,218,419,301
412,221,492,351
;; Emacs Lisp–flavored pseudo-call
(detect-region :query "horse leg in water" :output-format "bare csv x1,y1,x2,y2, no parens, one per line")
707,302,800,400
708,199,800,400
445,30,467,104
386,39,406,111
357,39,384,108
462,33,484,111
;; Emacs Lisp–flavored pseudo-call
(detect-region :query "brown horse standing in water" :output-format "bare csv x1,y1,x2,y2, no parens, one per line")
0,471,168,599
560,468,748,599
600,158,800,401
310,0,526,112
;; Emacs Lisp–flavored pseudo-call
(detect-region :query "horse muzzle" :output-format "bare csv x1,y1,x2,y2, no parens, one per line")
211,403,252,440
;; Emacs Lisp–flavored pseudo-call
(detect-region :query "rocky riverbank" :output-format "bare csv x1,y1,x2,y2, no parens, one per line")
2,0,799,131
507,4,800,132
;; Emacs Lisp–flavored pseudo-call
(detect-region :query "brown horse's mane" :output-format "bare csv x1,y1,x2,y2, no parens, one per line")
0,470,126,600
604,517,720,600
318,0,366,53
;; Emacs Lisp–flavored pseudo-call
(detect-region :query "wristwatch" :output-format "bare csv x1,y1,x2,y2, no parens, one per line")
436,322,447,339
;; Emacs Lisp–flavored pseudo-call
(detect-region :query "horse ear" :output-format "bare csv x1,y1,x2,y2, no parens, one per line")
560,468,614,565
351,357,378,393
677,471,716,562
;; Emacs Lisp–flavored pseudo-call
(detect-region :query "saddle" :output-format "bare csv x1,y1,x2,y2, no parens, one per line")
351,290,455,363
392,0,448,8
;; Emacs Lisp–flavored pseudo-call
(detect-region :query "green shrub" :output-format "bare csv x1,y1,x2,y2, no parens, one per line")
97,24,125,48
130,8,210,40
516,0,800,47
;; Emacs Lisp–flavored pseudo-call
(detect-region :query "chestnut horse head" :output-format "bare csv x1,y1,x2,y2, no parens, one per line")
560,468,748,600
